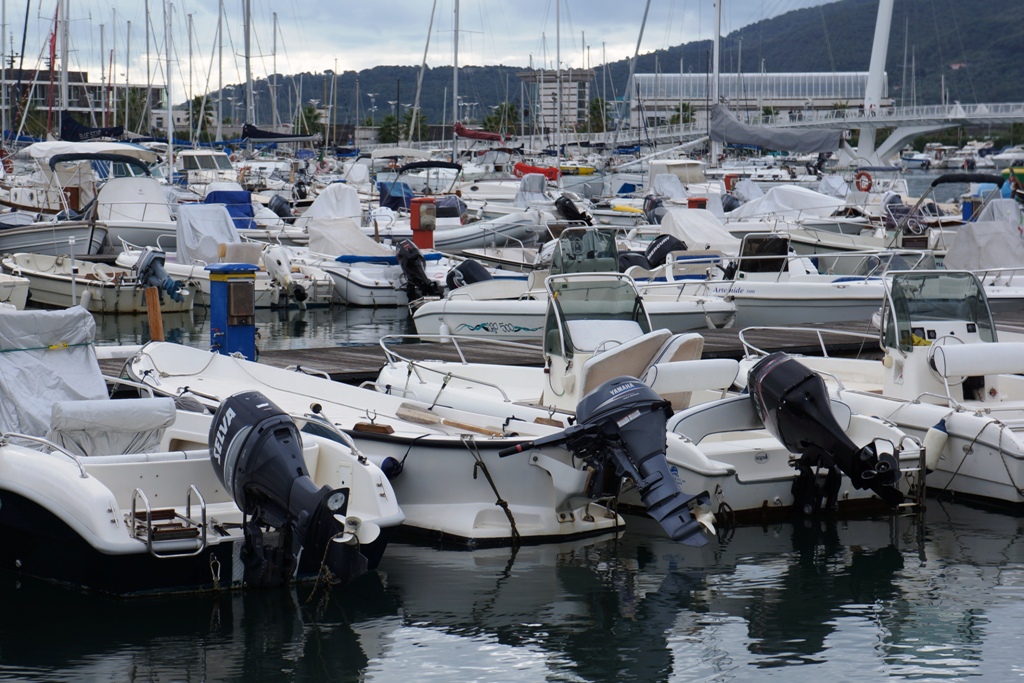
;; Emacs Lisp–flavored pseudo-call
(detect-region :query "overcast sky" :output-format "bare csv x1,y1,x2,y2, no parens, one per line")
18,0,827,97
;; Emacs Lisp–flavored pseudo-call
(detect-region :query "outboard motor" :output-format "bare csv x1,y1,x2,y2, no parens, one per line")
643,195,667,225
446,259,492,291
210,391,376,586
617,251,650,272
644,234,687,269
554,194,593,225
263,245,308,310
136,247,187,303
747,352,904,514
500,376,713,546
720,193,742,213
395,239,440,300
268,194,293,219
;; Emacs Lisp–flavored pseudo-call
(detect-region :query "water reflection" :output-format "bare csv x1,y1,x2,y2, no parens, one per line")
1,503,1023,682
89,304,415,350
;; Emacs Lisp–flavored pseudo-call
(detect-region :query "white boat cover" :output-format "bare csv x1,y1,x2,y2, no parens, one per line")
307,218,392,257
660,208,742,255
48,397,176,456
943,199,1024,270
96,177,175,223
295,183,363,228
731,178,764,202
651,174,689,200
176,204,239,265
725,185,845,220
16,140,160,162
818,175,850,198
0,306,107,438
514,174,550,208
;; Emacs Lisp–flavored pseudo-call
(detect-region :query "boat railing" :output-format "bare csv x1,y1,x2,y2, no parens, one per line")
378,333,543,404
971,265,1024,285
130,485,208,558
738,325,879,360
0,432,88,478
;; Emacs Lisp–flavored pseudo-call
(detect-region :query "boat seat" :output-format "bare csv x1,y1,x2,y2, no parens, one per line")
579,328,673,398
218,242,264,265
931,342,1024,378
47,397,177,457
639,333,706,410
565,319,647,352
643,359,738,412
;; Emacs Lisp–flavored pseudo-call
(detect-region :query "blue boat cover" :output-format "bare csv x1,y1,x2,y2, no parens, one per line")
378,181,415,210
335,252,444,265
205,190,256,229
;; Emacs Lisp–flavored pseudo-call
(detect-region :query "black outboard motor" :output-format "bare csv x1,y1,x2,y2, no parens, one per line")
720,193,742,213
268,193,293,219
748,352,904,514
395,239,440,300
500,376,712,546
617,251,650,272
446,259,492,290
136,247,187,303
643,195,667,224
210,391,370,587
644,234,687,269
554,194,593,225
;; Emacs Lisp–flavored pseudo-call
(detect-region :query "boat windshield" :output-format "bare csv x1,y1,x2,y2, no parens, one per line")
549,228,618,275
883,271,997,352
544,275,651,357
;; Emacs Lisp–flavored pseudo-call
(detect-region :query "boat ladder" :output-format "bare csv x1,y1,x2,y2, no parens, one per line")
129,485,208,558
896,443,927,514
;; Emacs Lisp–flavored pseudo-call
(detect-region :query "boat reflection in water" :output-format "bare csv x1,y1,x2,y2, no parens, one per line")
3,502,1023,682
89,304,415,349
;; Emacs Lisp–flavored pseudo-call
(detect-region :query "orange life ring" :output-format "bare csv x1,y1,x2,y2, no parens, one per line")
854,171,873,192
317,160,330,173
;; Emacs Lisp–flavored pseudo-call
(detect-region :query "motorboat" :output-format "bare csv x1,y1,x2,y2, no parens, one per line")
2,248,193,314
377,271,921,520
116,204,336,309
0,306,401,594
123,339,716,548
736,269,1024,507
411,228,736,340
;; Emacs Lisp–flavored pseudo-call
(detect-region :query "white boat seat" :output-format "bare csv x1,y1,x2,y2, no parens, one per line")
638,333,707,410
47,397,177,456
579,328,673,398
642,358,739,411
931,342,1024,378
219,242,263,265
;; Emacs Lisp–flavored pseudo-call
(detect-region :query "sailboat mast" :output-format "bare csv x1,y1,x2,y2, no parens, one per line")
59,0,68,113
272,12,278,131
125,20,131,131
711,0,721,167
244,0,253,126
450,0,459,163
408,0,437,144
215,0,222,141
165,0,172,181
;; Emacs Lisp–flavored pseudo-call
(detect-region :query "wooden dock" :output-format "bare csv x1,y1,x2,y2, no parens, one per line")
101,311,1024,385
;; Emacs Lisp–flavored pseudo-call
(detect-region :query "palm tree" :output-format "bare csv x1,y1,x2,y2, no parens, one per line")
482,102,520,137
588,97,611,133
669,103,694,125
377,114,401,144
298,104,322,135
187,95,215,137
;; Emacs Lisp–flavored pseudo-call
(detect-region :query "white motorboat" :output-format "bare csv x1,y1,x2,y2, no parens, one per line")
2,249,193,314
378,271,921,520
117,204,336,309
412,228,735,340
123,339,716,548
0,306,401,594
737,269,1024,507
0,271,30,309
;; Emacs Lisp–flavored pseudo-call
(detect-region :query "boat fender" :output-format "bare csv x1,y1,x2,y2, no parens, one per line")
923,418,948,472
439,321,451,343
855,171,873,192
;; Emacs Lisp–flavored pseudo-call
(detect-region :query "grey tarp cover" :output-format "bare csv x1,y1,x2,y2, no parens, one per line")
48,397,176,456
710,105,842,154
0,306,107,438
176,204,240,264
943,199,1024,270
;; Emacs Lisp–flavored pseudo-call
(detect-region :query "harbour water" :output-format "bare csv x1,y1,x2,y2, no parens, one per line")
2,501,1023,682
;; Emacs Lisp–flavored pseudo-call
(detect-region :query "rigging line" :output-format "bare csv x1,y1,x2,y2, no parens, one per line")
928,0,952,104
818,4,836,74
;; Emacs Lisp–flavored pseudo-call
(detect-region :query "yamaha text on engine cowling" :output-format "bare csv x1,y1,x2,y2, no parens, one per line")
748,352,904,514
210,390,370,587
501,376,712,546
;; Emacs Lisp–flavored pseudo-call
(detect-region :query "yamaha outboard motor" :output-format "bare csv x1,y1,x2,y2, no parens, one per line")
136,247,188,303
644,234,687,269
210,391,372,586
554,194,593,225
395,239,440,300
446,259,492,291
748,352,904,514
500,376,713,546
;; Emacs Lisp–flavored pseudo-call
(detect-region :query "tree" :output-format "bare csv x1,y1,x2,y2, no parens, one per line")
186,95,215,138
402,108,429,142
588,97,611,133
669,102,695,125
298,104,322,135
482,102,520,137
111,90,149,134
377,113,401,144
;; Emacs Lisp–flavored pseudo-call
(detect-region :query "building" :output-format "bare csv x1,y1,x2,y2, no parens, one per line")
627,71,890,129
517,68,596,135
